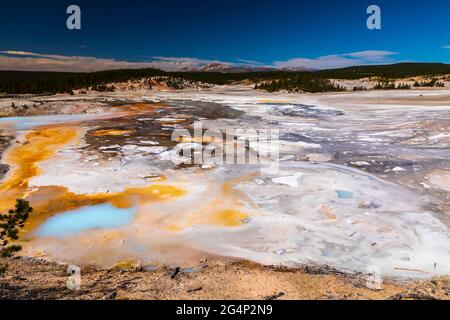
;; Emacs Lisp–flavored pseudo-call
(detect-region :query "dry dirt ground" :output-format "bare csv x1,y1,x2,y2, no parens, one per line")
1,256,449,300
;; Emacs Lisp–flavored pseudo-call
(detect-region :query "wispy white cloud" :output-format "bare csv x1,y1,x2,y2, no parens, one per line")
1,51,32,55
443,45,450,49
272,50,399,70
0,51,230,72
0,49,400,72
344,50,398,58
234,58,264,66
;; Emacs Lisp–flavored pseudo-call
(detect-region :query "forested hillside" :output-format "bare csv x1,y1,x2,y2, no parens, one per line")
0,63,449,94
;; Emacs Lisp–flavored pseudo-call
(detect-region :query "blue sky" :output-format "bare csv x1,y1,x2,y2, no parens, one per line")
0,0,449,71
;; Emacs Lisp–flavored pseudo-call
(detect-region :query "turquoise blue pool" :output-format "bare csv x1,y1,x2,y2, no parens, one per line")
35,203,136,238
335,190,354,199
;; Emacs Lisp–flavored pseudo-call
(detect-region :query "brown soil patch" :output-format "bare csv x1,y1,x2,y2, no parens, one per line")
1,257,448,300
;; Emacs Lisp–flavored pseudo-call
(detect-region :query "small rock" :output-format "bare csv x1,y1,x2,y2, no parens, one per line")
351,161,370,167
254,179,265,185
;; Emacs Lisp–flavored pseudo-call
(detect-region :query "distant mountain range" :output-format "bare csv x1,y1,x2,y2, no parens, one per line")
159,61,450,74
179,62,312,73
177,62,450,78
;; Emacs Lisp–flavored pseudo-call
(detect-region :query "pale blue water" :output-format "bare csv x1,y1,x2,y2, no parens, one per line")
36,203,136,238
335,190,354,199
0,113,109,130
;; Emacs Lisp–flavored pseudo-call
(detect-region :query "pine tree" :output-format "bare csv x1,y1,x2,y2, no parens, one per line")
0,199,33,257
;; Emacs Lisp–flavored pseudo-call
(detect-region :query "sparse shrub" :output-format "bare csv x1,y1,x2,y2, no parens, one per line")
396,83,411,90
374,81,395,90
413,78,445,87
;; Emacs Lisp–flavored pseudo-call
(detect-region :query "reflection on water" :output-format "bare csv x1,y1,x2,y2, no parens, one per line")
36,203,135,238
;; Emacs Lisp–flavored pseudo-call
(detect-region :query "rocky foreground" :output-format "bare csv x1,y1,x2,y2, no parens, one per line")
1,256,449,300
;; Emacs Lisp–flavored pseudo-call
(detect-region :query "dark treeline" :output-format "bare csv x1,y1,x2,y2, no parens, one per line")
255,74,345,92
0,69,166,94
373,81,411,90
0,63,449,94
317,63,450,79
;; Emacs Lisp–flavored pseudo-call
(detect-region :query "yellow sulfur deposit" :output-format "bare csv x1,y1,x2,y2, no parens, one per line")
208,209,248,227
0,125,186,233
90,129,134,136
0,126,78,210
